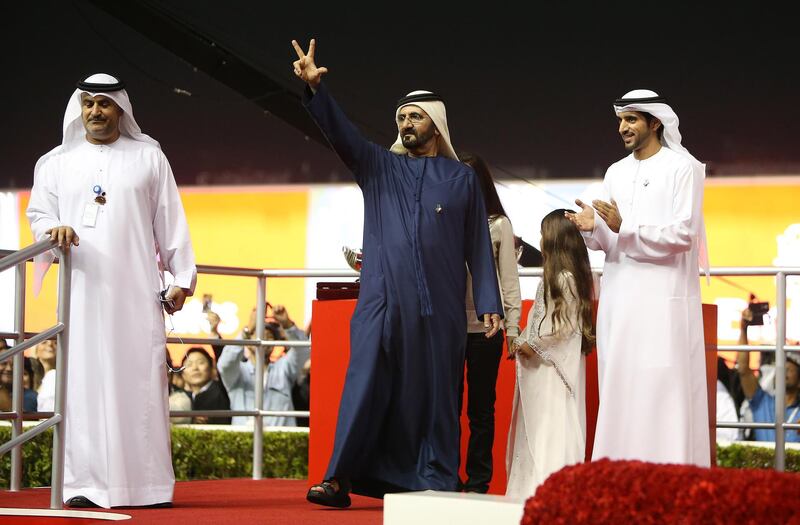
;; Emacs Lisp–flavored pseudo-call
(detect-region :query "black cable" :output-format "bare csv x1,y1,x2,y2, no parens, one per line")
72,0,192,96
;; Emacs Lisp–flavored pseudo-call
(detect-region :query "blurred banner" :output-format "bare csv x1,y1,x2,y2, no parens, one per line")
5,176,798,359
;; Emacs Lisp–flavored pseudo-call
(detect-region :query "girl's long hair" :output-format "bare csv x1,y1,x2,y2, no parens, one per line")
540,209,595,354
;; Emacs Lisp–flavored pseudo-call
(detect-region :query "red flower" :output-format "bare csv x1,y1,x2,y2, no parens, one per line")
523,459,800,525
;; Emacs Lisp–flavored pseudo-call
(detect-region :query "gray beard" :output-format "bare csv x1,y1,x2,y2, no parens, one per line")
402,130,436,150
401,135,419,148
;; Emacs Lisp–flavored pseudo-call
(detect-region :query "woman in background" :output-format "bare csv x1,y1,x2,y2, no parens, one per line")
459,152,521,493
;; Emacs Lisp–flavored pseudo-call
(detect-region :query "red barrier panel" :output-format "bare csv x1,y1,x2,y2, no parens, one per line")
309,300,717,493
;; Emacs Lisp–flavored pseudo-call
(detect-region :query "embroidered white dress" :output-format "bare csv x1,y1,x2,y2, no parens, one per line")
505,273,586,499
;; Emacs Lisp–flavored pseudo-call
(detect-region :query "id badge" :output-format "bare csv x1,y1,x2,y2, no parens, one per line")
82,203,100,228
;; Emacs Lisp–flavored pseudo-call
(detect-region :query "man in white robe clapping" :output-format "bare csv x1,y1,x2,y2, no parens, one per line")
567,90,710,466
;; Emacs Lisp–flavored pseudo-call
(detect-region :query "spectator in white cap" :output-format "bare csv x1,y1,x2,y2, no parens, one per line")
567,89,710,466
27,73,196,508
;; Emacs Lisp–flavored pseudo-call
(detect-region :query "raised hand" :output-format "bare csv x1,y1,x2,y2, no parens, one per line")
291,38,328,89
592,198,622,233
564,199,595,232
273,304,295,329
206,311,221,334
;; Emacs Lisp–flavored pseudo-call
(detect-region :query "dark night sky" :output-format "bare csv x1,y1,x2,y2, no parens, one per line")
1,2,797,189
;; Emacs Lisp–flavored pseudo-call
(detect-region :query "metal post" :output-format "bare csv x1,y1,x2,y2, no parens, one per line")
774,272,787,471
10,262,26,491
50,249,71,509
252,275,266,480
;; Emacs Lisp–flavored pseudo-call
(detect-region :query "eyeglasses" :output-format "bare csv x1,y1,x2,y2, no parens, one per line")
396,112,427,125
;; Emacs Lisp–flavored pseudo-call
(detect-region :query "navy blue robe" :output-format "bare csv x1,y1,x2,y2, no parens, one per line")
304,83,502,497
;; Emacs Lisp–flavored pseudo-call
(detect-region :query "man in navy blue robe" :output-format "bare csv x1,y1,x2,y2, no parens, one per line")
293,39,503,507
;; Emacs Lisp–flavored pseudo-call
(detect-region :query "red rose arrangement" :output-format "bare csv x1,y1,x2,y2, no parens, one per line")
523,458,800,525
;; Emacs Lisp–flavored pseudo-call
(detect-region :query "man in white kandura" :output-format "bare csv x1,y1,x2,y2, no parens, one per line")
27,73,196,508
566,89,710,466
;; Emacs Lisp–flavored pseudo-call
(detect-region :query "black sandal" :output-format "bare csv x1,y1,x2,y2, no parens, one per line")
65,496,99,508
306,478,352,508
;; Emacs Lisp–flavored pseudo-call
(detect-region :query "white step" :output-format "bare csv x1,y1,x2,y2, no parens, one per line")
384,491,525,525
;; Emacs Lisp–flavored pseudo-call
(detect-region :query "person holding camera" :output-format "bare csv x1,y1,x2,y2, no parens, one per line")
743,295,774,371
202,294,226,361
736,303,800,442
217,304,310,427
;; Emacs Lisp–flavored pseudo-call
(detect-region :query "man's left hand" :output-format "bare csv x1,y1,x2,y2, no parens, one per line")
164,286,188,314
592,198,622,233
483,313,501,338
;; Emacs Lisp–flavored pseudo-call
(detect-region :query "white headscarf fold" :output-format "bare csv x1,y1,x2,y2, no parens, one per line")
61,73,159,151
613,89,710,278
35,73,159,173
390,90,459,161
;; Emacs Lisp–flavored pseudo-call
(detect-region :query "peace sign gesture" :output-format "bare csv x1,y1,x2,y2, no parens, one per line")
291,38,328,90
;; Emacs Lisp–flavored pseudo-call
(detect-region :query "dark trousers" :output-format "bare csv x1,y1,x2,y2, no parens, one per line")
459,331,503,493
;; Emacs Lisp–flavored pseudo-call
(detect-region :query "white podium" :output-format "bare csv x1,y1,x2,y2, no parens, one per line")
384,490,525,525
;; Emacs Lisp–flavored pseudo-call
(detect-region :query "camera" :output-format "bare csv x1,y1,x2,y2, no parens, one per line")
242,323,283,340
265,322,283,340
748,302,769,326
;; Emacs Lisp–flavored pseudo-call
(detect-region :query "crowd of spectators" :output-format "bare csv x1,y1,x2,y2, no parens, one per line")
0,338,56,414
1,299,311,429
7,295,792,439
164,301,311,428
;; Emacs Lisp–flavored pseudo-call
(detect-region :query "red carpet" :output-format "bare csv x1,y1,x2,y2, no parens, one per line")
0,478,383,524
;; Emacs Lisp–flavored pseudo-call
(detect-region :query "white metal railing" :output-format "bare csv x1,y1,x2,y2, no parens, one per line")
175,264,335,479
520,267,800,470
0,239,70,509
184,265,800,472
697,267,800,470
2,257,798,502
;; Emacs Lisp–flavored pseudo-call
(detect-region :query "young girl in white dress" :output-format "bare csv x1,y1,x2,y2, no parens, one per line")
505,209,595,499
